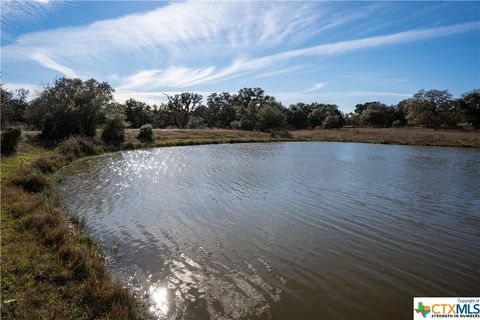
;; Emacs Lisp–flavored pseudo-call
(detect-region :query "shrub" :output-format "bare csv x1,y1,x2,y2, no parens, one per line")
230,120,242,129
322,114,344,129
392,119,403,127
57,136,99,159
101,116,125,145
2,187,44,218
20,207,67,246
1,127,22,155
187,116,206,129
137,123,153,142
12,168,50,192
33,157,56,173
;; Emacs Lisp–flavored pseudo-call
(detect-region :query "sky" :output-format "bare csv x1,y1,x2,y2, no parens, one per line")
1,1,479,112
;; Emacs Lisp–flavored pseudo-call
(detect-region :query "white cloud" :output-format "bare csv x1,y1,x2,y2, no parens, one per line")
117,66,217,90
29,51,77,77
3,1,324,62
116,20,479,90
304,82,328,92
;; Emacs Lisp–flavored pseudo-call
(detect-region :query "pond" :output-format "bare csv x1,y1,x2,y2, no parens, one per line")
58,142,480,319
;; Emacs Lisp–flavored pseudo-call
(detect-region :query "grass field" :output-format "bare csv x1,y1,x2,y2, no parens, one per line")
126,127,480,148
1,127,479,319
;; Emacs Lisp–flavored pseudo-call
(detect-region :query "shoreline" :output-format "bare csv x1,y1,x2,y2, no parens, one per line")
1,128,479,318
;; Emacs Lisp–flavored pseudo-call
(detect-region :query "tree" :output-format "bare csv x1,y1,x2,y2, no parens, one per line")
1,87,29,129
322,114,343,129
233,88,276,130
257,103,287,131
124,98,153,128
151,103,174,128
406,89,453,128
205,92,236,128
30,78,113,139
458,89,480,130
359,102,394,127
287,103,313,129
307,103,343,128
165,93,203,128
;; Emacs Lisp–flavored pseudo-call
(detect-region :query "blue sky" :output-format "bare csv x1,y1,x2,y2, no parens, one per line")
1,1,479,112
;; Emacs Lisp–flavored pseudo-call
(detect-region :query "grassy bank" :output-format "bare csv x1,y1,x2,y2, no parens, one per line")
1,127,479,319
0,139,151,319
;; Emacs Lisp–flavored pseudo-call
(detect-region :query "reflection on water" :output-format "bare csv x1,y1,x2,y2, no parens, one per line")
58,142,480,319
149,285,168,317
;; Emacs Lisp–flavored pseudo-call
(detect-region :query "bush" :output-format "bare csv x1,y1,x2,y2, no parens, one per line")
101,117,125,144
1,127,22,155
187,116,206,129
137,123,153,142
33,157,56,173
57,136,99,160
392,119,403,127
12,168,50,192
322,115,344,129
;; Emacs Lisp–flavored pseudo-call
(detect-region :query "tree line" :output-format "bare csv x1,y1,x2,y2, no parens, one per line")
1,77,479,142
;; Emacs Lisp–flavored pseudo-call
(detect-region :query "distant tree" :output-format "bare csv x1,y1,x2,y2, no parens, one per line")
124,98,153,128
187,116,207,129
307,104,343,128
257,103,287,131
393,99,410,126
343,112,362,127
287,103,313,129
165,93,203,128
406,89,454,128
354,102,369,115
458,89,480,130
359,102,394,127
205,92,236,128
151,103,174,128
30,78,113,139
1,87,29,129
322,114,344,129
233,88,276,130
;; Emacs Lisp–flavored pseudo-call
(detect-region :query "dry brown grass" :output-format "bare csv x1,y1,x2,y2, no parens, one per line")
288,127,480,147
119,127,480,148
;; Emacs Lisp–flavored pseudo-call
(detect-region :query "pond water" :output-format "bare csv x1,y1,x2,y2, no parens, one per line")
58,142,480,319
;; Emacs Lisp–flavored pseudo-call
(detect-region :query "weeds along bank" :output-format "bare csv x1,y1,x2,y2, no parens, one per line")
1,137,150,319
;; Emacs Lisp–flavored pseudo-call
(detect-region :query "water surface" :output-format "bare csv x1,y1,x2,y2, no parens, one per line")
58,142,480,319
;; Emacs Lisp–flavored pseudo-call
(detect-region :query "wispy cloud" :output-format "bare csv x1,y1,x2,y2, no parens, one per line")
29,51,78,78
304,82,328,93
117,20,479,90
